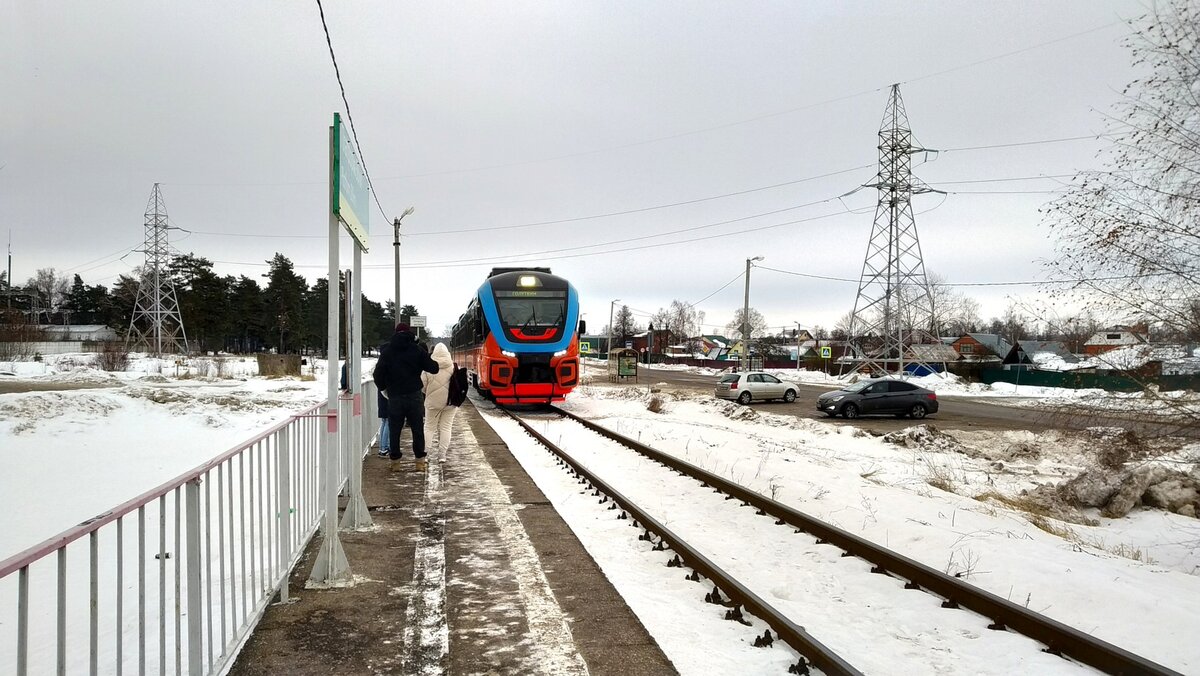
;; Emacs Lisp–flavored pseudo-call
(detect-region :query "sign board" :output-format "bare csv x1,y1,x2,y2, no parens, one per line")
579,341,591,353
408,315,427,328
618,354,637,377
820,346,832,359
332,113,370,251
625,341,632,349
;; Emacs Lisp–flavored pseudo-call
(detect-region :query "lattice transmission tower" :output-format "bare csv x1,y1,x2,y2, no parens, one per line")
845,84,943,375
127,183,189,355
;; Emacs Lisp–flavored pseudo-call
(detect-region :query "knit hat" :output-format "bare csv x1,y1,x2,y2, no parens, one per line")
395,322,411,333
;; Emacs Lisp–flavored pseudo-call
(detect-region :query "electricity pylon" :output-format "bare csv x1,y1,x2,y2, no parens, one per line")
127,184,189,355
845,84,943,375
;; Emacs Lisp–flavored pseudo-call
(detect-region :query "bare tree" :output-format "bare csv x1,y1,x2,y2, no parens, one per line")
652,300,700,353
26,267,69,313
1043,0,1200,343
724,307,768,340
832,312,854,340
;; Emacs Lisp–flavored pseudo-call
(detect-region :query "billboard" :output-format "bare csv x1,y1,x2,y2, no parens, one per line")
332,113,370,250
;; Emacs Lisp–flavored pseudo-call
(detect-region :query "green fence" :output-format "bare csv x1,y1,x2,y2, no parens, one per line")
980,368,1200,393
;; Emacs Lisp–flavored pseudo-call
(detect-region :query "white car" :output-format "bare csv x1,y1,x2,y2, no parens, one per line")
714,371,800,405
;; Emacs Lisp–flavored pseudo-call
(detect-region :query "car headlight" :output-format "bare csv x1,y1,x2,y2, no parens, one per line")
831,395,844,402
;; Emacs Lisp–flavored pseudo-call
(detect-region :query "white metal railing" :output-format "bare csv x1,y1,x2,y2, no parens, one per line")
0,379,380,676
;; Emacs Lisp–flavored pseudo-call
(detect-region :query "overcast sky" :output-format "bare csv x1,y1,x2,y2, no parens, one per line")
3,1,1149,338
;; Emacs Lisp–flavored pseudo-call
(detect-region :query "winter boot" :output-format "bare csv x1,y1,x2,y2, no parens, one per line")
414,458,429,472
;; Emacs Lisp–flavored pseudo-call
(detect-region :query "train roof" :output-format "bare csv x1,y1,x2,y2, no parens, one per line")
487,266,552,278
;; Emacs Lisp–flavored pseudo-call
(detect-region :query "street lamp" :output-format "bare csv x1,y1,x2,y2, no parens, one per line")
607,299,620,360
742,256,763,372
794,321,802,372
392,206,415,322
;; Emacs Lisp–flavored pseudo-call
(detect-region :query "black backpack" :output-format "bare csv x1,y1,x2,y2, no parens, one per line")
447,365,469,406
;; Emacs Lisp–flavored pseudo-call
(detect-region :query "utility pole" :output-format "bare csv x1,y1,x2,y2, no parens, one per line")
607,299,620,360
742,257,762,372
795,321,801,371
6,230,11,309
392,206,414,322
845,84,942,376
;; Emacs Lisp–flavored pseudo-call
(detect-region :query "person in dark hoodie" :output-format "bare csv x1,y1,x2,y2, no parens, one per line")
373,323,439,472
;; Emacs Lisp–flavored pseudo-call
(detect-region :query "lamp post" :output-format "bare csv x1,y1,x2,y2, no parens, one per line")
392,206,415,322
607,299,620,360
742,256,763,372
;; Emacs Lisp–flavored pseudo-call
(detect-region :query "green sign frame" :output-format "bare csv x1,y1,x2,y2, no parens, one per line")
332,113,370,250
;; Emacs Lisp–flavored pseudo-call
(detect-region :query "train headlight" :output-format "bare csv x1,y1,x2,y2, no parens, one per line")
553,350,567,357
517,275,540,288
501,350,517,358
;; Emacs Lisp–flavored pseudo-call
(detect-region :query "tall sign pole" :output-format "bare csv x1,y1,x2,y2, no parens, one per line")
309,118,352,586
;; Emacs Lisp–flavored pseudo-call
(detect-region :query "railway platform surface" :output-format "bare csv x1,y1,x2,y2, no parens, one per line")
229,402,675,675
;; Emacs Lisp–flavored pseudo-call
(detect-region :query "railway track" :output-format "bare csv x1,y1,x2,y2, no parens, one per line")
501,405,1181,676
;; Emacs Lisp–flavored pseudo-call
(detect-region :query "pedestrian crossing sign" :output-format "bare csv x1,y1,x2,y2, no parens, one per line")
820,346,832,359
580,341,591,353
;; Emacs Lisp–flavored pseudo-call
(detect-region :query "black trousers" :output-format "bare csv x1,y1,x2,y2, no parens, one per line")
387,391,426,459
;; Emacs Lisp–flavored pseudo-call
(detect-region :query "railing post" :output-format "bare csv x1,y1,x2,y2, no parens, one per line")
57,549,65,676
276,428,291,603
18,566,28,676
185,478,203,676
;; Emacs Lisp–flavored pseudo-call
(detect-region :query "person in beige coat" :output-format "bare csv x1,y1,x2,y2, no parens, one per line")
421,342,458,456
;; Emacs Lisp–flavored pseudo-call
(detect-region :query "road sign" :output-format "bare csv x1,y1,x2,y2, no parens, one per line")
820,346,832,359
408,315,427,328
580,341,591,353
625,341,632,349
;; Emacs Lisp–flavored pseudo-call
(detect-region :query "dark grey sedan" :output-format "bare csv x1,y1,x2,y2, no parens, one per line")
816,378,939,419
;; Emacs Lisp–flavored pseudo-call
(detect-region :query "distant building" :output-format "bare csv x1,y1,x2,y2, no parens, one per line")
40,324,119,341
1002,340,1080,370
950,333,1012,361
1083,326,1149,355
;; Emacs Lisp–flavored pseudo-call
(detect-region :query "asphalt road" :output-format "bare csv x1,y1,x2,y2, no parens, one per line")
629,368,1195,439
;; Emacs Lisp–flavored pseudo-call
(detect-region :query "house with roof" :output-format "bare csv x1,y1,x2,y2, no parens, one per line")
1002,340,1080,370
950,333,1012,362
1083,325,1149,356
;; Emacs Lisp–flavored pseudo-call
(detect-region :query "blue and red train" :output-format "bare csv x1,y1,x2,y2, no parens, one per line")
450,267,584,405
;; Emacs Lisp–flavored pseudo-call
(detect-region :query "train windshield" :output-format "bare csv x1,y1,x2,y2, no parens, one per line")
494,290,566,328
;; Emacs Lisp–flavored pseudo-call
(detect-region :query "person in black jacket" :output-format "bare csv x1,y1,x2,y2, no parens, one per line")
373,323,439,471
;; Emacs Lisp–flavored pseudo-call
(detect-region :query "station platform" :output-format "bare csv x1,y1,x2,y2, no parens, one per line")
229,403,675,675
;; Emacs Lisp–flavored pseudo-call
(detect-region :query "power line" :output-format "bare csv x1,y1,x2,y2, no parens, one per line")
903,21,1125,86
363,20,1125,180
400,197,842,268
404,164,874,236
757,265,1196,287
688,271,746,308
314,0,391,224
938,134,1111,153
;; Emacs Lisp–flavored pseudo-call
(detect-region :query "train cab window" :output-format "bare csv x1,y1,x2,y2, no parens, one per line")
493,290,566,329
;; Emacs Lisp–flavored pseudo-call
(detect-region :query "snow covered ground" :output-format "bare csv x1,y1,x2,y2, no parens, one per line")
3,353,1199,673
480,377,1200,673
0,353,331,558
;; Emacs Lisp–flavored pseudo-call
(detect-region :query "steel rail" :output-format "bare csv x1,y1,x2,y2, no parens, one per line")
552,406,1181,676
505,410,862,676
